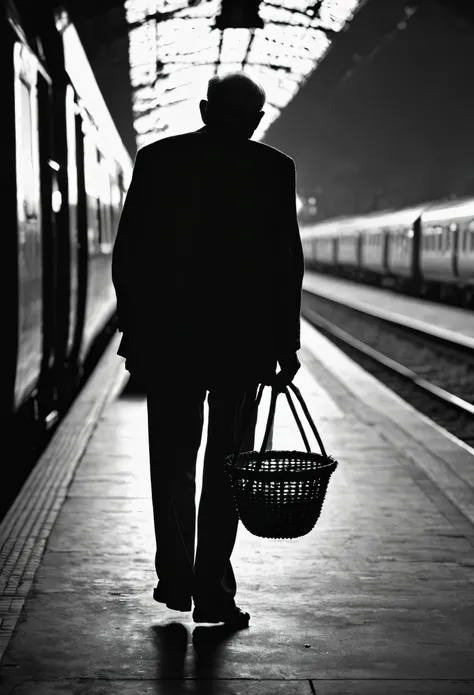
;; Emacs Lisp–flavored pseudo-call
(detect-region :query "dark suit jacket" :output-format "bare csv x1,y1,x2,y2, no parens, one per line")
111,125,304,388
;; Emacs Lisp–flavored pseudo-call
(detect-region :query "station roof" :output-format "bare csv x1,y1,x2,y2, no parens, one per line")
123,0,362,147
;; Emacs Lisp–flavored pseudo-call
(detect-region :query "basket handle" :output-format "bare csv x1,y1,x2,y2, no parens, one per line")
284,383,328,459
231,382,328,469
231,382,266,463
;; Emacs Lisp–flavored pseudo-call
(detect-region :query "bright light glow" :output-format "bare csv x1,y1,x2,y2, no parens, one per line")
296,194,303,213
125,0,361,148
52,190,62,213
62,21,133,185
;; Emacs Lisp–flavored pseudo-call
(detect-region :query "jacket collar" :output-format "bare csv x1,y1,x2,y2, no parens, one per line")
196,124,250,140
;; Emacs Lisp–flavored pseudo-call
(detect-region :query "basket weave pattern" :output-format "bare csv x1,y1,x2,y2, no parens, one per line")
226,450,337,539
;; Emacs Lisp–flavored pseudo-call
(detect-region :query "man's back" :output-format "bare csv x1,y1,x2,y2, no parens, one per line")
113,126,303,386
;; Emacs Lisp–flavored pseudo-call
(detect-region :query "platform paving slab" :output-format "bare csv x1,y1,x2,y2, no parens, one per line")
2,681,474,695
1,323,474,693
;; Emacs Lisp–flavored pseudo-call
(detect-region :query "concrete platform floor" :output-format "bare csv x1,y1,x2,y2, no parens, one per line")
1,321,473,695
302,272,474,345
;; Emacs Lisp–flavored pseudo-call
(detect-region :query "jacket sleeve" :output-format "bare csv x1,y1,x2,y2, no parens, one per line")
111,149,144,333
275,158,305,364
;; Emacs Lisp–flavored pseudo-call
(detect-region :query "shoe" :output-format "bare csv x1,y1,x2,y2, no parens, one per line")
153,586,192,612
192,605,250,628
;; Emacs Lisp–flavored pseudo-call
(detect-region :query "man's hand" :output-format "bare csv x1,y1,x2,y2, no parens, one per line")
266,354,300,392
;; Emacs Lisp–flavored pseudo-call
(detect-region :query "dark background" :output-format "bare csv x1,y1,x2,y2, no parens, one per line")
264,0,474,219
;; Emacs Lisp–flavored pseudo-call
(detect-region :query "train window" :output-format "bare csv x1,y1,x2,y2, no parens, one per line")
17,79,39,222
66,86,79,245
444,227,450,252
436,226,443,251
83,129,101,254
110,170,121,240
98,155,113,252
461,228,468,252
428,228,436,251
468,220,474,252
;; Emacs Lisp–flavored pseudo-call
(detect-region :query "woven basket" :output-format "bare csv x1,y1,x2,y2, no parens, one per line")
225,382,338,539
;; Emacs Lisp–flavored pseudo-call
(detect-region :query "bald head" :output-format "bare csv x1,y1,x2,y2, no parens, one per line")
200,72,265,137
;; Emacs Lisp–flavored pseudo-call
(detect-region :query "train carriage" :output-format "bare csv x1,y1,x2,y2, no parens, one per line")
300,196,474,309
2,2,133,440
420,198,474,304
384,204,427,288
4,18,61,424
60,17,132,367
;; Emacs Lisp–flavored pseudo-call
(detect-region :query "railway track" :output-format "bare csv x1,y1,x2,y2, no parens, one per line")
301,289,474,448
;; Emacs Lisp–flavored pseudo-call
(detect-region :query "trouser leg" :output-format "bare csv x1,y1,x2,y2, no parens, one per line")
146,382,206,596
193,383,259,609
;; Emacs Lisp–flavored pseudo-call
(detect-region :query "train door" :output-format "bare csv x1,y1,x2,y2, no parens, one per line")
67,106,89,377
355,232,363,271
37,68,64,424
382,229,390,274
12,42,44,413
64,85,82,374
458,219,474,283
450,222,459,280
2,24,19,423
411,216,422,283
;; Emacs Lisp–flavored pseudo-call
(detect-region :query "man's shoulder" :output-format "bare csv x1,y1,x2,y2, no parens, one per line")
136,132,294,170
246,139,294,168
136,132,197,157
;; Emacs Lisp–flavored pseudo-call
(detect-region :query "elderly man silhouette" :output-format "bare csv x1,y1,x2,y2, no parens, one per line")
112,72,304,629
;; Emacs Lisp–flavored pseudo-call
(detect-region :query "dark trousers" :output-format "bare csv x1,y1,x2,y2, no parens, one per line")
146,379,259,610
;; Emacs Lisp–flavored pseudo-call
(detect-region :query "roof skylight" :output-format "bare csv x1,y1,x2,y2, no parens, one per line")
125,0,361,147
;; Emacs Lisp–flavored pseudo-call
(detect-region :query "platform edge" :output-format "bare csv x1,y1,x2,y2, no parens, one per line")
300,318,474,528
0,333,127,660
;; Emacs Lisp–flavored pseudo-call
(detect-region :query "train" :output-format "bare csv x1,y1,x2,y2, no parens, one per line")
301,197,474,309
2,1,133,444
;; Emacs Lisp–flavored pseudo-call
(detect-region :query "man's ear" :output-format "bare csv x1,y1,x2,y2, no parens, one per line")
199,100,208,124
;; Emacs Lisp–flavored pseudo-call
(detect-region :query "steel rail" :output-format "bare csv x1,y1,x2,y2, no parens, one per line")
301,305,474,419
301,284,474,360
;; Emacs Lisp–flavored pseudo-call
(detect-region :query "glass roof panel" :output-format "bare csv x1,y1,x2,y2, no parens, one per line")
125,0,361,147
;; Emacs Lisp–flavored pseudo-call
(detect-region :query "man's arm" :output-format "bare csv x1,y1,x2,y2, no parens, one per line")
111,149,145,333
275,158,305,370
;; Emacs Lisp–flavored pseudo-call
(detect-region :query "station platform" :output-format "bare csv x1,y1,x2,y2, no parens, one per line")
303,272,474,347
1,317,474,694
